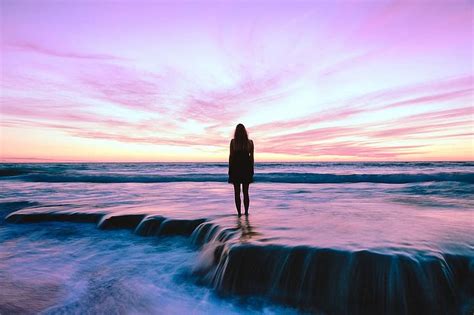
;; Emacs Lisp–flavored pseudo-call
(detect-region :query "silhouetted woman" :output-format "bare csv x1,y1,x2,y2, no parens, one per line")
228,124,254,216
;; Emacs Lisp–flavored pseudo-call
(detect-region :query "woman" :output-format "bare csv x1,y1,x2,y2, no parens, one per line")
228,123,254,216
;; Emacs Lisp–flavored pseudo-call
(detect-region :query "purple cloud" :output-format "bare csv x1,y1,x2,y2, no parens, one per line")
7,42,125,61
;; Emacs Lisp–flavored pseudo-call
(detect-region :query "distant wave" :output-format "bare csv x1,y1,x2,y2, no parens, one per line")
258,172,474,184
2,171,473,184
0,167,33,177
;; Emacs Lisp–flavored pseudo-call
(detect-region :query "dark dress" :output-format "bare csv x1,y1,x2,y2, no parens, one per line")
228,141,254,184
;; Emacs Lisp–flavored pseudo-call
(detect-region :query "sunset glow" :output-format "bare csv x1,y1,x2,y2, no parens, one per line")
1,0,473,162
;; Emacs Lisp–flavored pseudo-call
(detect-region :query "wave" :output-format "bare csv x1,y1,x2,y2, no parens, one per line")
5,210,474,314
0,167,35,177
2,172,474,184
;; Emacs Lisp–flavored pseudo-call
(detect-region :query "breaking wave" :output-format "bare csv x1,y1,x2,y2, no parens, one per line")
2,171,473,184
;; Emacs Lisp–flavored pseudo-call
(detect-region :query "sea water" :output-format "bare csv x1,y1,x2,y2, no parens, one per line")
1,162,473,314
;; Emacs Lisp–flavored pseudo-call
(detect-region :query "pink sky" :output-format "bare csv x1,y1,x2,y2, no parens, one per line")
1,0,473,162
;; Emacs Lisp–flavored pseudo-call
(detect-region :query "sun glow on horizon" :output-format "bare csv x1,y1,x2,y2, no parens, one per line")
1,0,473,162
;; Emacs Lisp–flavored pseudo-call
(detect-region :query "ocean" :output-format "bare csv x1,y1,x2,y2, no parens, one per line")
1,162,473,314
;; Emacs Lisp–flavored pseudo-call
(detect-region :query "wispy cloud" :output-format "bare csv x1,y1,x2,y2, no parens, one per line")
178,62,302,125
76,63,169,113
6,42,125,61
379,89,472,110
260,140,425,159
1,1,472,161
252,75,473,135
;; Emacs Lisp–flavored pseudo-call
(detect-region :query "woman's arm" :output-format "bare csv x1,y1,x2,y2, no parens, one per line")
228,139,234,168
250,140,254,174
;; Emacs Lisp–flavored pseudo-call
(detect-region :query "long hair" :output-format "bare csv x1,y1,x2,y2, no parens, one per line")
233,123,250,152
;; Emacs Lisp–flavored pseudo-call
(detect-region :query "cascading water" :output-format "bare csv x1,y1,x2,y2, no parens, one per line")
4,210,473,314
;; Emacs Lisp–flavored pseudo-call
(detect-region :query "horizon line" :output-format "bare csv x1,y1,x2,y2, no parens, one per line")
1,159,473,164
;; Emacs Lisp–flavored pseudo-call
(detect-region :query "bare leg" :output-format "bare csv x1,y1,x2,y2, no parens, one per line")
243,183,250,215
233,183,241,216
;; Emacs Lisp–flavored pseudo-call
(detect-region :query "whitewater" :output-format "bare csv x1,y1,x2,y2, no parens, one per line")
1,162,473,314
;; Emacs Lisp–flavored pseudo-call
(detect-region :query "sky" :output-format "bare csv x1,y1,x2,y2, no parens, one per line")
0,0,473,162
